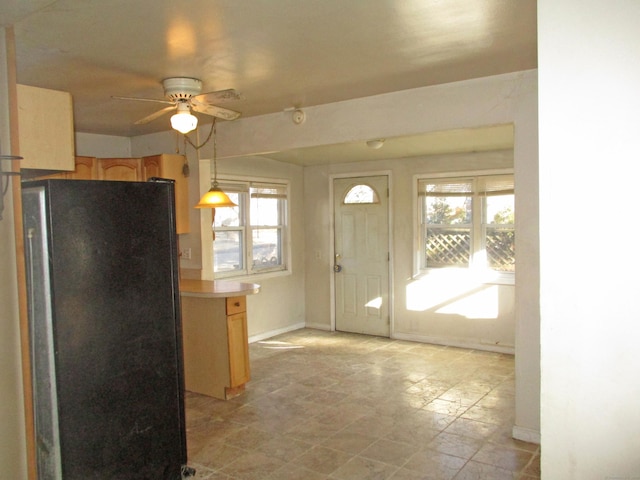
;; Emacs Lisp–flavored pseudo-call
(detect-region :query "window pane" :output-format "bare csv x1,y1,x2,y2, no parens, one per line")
344,184,379,204
213,192,242,227
486,227,515,271
484,189,514,271
251,196,279,226
486,194,514,225
252,228,281,268
426,227,471,267
423,181,472,225
214,230,244,273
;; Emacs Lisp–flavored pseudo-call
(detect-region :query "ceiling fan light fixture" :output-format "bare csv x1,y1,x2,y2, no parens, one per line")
170,102,198,134
195,185,237,208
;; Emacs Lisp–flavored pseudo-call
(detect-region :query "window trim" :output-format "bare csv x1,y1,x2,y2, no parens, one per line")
212,175,291,280
413,169,514,285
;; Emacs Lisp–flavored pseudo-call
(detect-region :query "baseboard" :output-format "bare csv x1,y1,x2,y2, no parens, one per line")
248,322,306,343
512,425,541,444
392,332,515,355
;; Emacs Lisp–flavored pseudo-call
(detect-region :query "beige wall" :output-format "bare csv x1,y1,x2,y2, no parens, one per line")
0,28,28,480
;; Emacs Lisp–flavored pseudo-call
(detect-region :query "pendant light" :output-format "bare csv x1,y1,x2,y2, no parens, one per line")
196,119,237,209
195,120,236,242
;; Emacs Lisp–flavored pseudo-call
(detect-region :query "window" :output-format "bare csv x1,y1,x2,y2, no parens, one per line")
212,180,288,278
418,174,514,278
344,184,380,204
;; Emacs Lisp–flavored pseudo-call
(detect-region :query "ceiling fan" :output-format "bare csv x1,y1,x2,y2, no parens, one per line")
113,77,241,134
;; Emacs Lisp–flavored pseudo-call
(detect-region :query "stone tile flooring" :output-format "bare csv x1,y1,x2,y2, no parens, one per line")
185,329,540,479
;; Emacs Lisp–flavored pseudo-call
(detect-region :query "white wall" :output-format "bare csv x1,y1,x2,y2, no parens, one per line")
539,1,640,477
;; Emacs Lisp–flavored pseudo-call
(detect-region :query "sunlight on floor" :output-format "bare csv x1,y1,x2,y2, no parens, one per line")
406,270,500,319
257,340,305,350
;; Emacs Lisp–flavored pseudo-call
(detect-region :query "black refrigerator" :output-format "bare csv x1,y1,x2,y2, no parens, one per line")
22,179,190,479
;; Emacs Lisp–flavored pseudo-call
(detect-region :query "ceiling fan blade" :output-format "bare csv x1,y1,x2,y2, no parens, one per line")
134,105,176,125
194,88,241,104
112,95,174,106
191,99,241,121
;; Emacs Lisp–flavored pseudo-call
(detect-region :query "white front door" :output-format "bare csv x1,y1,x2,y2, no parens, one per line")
333,175,390,337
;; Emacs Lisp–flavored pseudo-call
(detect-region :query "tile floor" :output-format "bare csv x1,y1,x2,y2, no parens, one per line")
185,329,540,479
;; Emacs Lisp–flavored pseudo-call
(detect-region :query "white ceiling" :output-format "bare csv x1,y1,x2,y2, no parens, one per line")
3,0,536,160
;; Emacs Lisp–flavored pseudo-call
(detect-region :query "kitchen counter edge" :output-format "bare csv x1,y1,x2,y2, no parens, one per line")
179,279,261,298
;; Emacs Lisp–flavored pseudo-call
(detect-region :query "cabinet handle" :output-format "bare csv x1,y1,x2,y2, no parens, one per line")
234,302,240,307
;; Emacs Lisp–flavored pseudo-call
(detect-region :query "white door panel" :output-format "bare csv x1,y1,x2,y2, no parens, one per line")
334,175,390,336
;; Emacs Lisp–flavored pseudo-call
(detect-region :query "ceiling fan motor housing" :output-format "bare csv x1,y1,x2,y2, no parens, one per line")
162,77,203,101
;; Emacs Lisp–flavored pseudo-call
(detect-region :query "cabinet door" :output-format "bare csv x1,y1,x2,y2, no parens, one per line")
142,155,162,179
17,84,75,171
69,156,98,180
143,154,189,234
227,312,250,387
99,158,142,181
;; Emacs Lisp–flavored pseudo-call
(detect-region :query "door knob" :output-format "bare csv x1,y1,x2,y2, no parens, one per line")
334,253,342,272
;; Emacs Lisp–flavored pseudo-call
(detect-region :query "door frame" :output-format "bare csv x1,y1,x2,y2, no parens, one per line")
329,170,394,335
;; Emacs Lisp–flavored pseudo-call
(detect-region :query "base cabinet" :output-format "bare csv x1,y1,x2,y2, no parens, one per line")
181,295,250,399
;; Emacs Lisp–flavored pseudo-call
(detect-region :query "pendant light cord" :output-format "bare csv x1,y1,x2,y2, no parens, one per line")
183,118,216,151
212,119,220,187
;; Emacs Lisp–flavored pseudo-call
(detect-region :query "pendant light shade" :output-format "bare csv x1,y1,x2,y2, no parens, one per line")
170,103,198,134
195,184,237,208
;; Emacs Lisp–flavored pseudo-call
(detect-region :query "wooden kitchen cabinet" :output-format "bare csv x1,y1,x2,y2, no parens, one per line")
226,297,251,387
98,157,142,181
17,84,75,171
142,154,189,234
45,154,190,233
181,295,251,399
69,156,98,180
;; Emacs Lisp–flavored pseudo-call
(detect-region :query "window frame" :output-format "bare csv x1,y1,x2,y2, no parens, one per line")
212,176,290,280
414,169,515,285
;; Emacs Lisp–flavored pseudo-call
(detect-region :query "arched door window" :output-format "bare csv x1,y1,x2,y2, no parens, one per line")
343,184,380,204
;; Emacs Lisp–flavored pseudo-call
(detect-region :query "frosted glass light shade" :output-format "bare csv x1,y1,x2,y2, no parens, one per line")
170,111,198,134
195,187,237,208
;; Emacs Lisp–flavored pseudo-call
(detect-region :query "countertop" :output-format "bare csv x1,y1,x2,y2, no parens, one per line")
179,279,261,298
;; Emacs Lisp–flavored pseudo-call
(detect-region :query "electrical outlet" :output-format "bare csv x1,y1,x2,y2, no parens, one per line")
180,248,191,260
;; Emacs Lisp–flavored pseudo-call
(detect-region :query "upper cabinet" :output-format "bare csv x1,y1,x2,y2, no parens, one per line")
142,154,190,234
17,84,75,171
98,157,143,181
